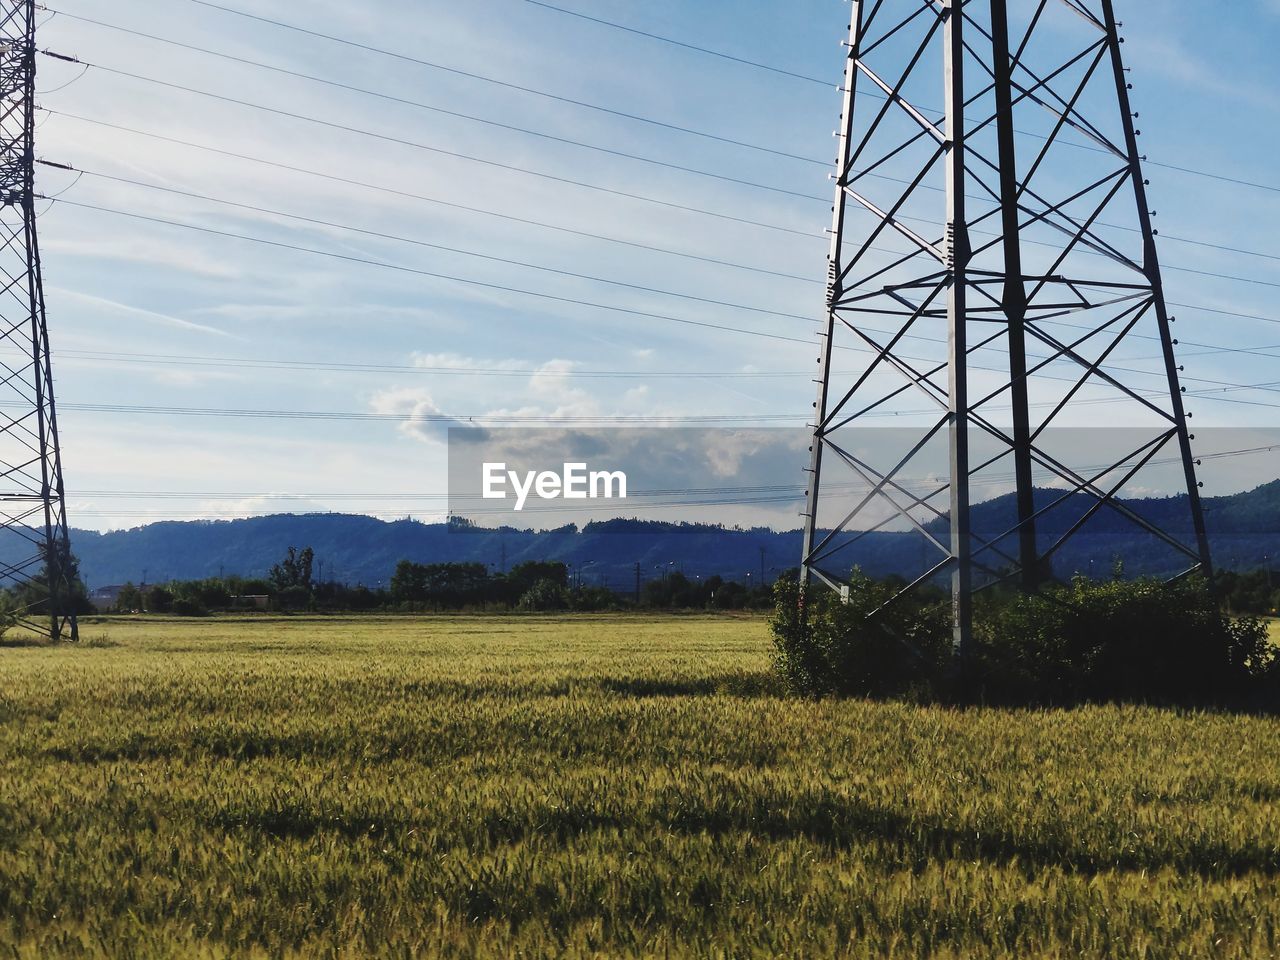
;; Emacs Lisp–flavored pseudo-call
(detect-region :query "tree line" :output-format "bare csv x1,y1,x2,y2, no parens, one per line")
109,546,776,614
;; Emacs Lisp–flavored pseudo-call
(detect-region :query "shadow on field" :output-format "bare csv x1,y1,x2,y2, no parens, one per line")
597,672,782,698
0,636,55,648
204,786,1280,879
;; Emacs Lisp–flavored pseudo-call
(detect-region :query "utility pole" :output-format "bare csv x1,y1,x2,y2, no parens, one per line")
0,1,76,640
634,562,641,604
801,0,1211,657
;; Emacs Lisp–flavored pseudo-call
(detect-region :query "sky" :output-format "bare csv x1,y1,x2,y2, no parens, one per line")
25,0,1280,530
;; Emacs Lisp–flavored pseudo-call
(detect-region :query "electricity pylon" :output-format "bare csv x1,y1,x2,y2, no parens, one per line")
0,0,77,640
800,0,1210,656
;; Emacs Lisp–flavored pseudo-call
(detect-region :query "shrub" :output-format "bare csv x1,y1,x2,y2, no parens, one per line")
568,586,616,612
971,577,1271,705
771,572,1274,707
770,570,951,698
169,598,208,618
275,585,312,611
518,578,569,612
144,585,173,614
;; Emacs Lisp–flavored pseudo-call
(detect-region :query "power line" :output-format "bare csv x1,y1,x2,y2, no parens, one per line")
41,13,832,205
42,194,1025,377
523,0,1280,198
43,195,1280,404
172,0,1280,205
36,383,1280,425
44,110,1280,331
45,400,807,423
51,9,1280,270
50,197,824,347
40,83,1280,288
169,0,826,166
42,110,820,284
66,445,1280,501
56,346,1280,398
43,165,1280,397
61,442,1280,524
60,349,809,380
41,52,825,240
41,163,817,323
523,0,832,86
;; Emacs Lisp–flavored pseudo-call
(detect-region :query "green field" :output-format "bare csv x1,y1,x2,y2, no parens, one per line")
2,615,1278,958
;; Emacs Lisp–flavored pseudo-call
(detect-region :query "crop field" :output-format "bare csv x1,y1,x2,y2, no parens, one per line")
2,614,1278,958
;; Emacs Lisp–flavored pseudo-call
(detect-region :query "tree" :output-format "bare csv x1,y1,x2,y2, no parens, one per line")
269,546,314,595
518,578,569,611
115,582,142,612
144,585,173,614
508,561,568,593
390,559,429,604
10,540,91,618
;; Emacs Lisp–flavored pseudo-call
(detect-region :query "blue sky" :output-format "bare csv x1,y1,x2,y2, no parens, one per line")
29,0,1280,530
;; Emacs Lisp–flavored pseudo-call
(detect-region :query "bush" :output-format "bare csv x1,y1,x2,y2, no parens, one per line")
169,598,208,617
144,586,173,614
275,585,312,611
568,586,616,612
771,572,1274,707
771,570,951,698
518,578,569,612
971,577,1273,705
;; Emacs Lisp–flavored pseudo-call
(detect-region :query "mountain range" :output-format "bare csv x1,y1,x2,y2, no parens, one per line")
11,480,1280,590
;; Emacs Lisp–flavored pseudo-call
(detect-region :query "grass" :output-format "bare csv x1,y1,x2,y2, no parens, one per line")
1,613,1278,958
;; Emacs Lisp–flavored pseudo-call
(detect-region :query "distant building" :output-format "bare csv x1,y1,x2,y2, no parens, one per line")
89,585,126,612
231,594,270,610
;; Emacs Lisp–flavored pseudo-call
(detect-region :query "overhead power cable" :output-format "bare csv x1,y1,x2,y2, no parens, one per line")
60,349,809,380
523,0,1280,198
41,92,1280,289
41,400,807,424
43,9,832,204
20,189,1162,390
37,55,1280,300
39,144,1280,340
42,110,819,284
170,0,825,166
43,194,1280,406
31,390,1280,426
179,0,1280,202
65,444,1280,504
40,114,1280,351
40,162,1280,395
50,10,1280,268
526,0,831,85
48,197,824,348
38,162,817,323
40,52,824,240
56,346,1280,398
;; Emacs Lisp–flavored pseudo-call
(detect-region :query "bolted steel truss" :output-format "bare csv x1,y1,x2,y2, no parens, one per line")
0,0,77,640
801,0,1211,656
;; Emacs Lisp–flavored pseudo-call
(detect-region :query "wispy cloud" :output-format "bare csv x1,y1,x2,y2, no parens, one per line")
50,288,237,338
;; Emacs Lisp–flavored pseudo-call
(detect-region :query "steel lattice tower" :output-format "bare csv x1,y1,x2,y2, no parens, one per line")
0,0,76,640
801,0,1211,655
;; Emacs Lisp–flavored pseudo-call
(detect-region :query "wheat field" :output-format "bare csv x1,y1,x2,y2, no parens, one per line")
1,614,1277,958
